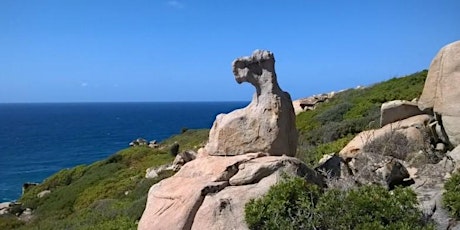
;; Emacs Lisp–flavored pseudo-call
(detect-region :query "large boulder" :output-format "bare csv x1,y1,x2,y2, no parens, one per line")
204,50,298,156
340,114,432,159
418,40,460,147
138,154,322,230
380,100,426,127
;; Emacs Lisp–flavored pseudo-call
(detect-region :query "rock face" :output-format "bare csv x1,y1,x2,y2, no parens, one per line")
138,154,322,230
418,40,460,147
340,114,432,159
380,100,426,127
204,50,298,156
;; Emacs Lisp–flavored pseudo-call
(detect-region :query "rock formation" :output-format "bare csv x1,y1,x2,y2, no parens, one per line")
380,100,427,127
418,40,460,147
340,114,432,159
139,50,319,230
292,93,335,114
204,50,298,157
139,153,321,230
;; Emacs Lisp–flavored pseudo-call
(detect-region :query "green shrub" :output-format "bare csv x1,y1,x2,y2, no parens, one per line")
316,102,353,124
443,170,460,219
245,177,320,230
316,185,431,230
42,165,87,189
245,177,432,230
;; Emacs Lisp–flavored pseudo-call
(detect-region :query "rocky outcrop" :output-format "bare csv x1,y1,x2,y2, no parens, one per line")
139,50,317,230
204,50,298,157
138,153,322,230
172,150,197,171
340,114,432,159
380,100,427,127
293,93,335,114
418,40,460,147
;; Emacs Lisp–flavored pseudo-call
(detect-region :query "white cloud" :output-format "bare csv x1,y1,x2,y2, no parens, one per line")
80,82,88,87
166,0,185,9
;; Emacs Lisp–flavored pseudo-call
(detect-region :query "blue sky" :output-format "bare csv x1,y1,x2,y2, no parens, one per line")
1,0,459,103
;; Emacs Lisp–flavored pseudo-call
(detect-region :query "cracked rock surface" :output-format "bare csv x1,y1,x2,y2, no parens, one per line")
138,154,321,230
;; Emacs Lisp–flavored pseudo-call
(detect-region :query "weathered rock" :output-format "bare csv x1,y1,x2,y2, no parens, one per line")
192,174,278,230
148,140,159,148
129,138,148,146
204,50,298,156
410,156,458,229
145,164,173,179
340,114,432,159
37,190,51,198
418,40,460,147
19,208,33,222
348,152,411,189
315,154,343,178
447,145,460,171
380,100,426,127
138,154,322,230
292,92,335,114
172,151,197,171
0,202,12,215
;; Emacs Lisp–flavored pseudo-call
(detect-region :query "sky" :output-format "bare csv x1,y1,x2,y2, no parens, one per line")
0,0,459,103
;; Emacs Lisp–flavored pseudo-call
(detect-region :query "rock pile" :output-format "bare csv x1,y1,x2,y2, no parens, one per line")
129,138,159,148
328,40,460,229
139,50,320,230
292,93,335,114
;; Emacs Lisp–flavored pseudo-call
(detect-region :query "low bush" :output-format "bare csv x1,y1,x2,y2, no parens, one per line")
316,185,431,230
245,176,433,230
245,177,320,230
443,170,460,219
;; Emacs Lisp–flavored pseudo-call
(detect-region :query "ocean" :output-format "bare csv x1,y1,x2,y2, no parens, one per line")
0,102,248,202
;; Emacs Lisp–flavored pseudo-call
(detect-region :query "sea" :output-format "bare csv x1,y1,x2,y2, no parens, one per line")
0,102,248,202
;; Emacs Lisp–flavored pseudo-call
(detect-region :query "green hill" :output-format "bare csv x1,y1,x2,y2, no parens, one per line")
0,70,428,229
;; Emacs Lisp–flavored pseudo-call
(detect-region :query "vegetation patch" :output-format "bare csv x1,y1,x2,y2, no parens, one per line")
443,170,460,219
12,129,208,230
245,176,433,230
295,70,427,166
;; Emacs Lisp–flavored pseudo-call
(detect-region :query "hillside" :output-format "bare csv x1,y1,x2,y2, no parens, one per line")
0,130,209,229
0,70,438,229
296,70,428,166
